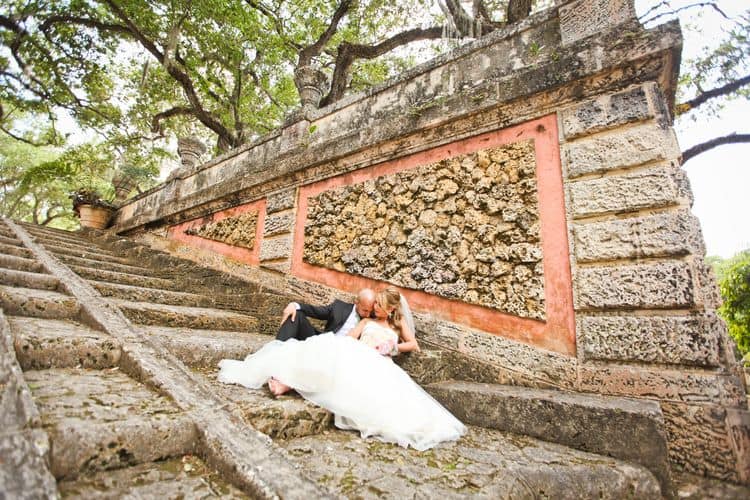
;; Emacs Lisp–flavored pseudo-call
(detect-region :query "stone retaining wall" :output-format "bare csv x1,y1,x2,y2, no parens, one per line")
113,0,749,484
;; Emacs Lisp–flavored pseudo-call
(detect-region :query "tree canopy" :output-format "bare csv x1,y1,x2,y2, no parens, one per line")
711,250,750,357
0,0,748,226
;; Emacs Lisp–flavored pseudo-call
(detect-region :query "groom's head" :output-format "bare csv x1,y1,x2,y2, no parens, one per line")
355,288,375,319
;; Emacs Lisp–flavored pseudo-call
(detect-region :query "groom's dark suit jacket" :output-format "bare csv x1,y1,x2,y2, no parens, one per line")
299,299,355,334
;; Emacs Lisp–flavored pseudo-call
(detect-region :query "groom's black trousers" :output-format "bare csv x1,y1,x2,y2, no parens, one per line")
276,312,320,341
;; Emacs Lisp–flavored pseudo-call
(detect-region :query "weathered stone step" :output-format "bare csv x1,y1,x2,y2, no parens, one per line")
69,265,177,290
145,326,269,367
92,281,211,308
40,243,136,265
0,267,60,291
35,236,109,254
25,368,197,480
0,253,44,273
194,368,333,440
58,253,159,277
281,425,661,499
10,317,120,370
0,234,23,247
0,285,80,320
110,298,259,331
18,223,87,241
0,241,34,259
0,224,17,239
57,456,248,499
426,380,673,497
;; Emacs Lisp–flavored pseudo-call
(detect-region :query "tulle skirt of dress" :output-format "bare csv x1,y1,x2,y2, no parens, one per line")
217,333,466,451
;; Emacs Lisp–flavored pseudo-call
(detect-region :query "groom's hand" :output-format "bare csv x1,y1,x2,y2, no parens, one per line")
281,303,298,324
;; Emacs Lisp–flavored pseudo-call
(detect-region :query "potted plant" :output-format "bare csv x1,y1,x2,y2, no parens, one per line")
69,188,116,229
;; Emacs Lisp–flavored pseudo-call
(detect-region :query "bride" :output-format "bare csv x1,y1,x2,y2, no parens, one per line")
217,287,466,450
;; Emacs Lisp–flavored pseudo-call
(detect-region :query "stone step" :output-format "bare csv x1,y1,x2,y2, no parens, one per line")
0,253,44,273
57,456,248,499
111,298,259,332
35,236,109,253
18,223,88,241
426,380,673,497
145,326,269,367
193,368,333,440
25,368,197,480
92,281,212,308
0,234,23,247
58,253,160,277
69,265,178,290
0,285,80,320
40,243,136,265
0,241,34,259
281,425,661,498
9,317,120,370
0,267,60,291
0,224,17,239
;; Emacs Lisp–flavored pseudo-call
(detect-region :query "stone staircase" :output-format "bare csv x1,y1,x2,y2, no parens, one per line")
1,218,715,498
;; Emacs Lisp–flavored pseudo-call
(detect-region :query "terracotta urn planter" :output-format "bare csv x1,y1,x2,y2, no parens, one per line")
77,204,114,229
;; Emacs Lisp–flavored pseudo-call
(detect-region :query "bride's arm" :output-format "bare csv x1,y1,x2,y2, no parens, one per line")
347,319,369,340
395,318,420,354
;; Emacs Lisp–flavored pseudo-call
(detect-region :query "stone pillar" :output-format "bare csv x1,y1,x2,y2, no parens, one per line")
177,136,207,169
559,81,749,482
557,0,638,46
259,188,298,273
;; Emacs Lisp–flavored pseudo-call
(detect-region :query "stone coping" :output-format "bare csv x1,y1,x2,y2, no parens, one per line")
113,15,680,234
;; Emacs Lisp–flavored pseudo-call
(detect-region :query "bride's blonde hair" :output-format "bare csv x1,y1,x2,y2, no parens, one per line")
377,287,403,338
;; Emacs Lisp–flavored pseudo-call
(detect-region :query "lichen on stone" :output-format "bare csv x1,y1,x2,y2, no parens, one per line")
303,140,546,320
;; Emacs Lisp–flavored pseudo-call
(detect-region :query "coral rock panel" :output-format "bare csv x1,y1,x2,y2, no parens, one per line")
303,140,545,320
185,210,258,250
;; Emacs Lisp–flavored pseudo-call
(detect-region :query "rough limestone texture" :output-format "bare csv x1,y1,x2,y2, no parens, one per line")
575,261,695,310
58,456,248,499
573,210,704,262
263,211,295,238
282,426,661,499
304,140,545,320
577,313,722,367
560,84,656,140
266,189,296,214
185,210,258,250
569,165,686,218
558,0,637,46
427,380,672,496
259,233,293,262
564,122,680,178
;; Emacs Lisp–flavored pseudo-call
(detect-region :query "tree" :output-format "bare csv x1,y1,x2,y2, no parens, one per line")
715,250,750,356
1,0,537,154
640,3,750,163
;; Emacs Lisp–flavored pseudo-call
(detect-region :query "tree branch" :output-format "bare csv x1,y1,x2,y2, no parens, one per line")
675,74,750,115
103,0,237,149
298,0,353,66
151,106,194,133
321,26,443,107
682,133,750,163
0,124,53,146
641,2,728,25
39,15,132,36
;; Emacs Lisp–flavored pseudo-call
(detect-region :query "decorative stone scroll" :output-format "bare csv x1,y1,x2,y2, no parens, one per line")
185,210,259,250
303,140,545,320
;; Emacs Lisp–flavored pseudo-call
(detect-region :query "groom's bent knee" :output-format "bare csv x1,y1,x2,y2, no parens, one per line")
276,312,316,341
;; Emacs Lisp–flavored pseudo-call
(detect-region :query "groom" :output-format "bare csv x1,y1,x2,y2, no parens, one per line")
276,288,376,341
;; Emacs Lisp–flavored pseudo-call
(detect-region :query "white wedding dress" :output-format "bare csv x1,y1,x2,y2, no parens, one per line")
217,322,466,450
